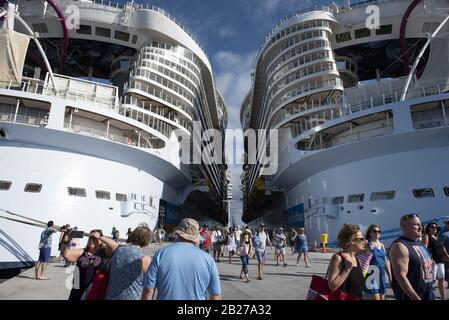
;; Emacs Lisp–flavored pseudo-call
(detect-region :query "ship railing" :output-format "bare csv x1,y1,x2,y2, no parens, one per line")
63,120,160,149
299,123,394,151
122,96,193,131
116,106,175,138
271,84,449,131
413,117,448,130
270,97,342,128
344,82,449,115
87,0,206,56
250,0,395,73
124,80,194,118
0,110,48,127
268,78,343,115
1,78,120,113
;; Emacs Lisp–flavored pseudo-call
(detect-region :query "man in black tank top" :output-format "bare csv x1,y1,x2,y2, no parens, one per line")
389,214,435,300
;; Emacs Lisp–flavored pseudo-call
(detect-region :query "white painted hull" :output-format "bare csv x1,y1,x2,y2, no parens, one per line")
0,143,166,269
282,128,449,247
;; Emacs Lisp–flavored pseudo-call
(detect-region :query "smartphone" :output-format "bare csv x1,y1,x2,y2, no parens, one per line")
70,230,84,238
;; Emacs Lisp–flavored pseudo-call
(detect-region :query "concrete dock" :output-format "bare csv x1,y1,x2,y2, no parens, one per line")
0,244,447,300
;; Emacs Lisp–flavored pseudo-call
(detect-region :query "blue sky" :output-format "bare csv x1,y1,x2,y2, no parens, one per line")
127,0,330,223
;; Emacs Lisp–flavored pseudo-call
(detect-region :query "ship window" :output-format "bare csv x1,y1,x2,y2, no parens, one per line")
413,188,434,198
376,25,392,35
24,183,42,193
76,25,92,35
95,27,111,38
132,35,138,44
348,193,365,203
355,28,371,39
0,180,12,191
114,31,130,42
335,32,351,43
332,196,344,205
32,23,48,34
68,187,87,197
116,193,128,201
370,191,396,201
444,187,449,196
96,190,111,200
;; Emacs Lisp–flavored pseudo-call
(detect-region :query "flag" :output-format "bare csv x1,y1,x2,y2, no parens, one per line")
356,252,373,277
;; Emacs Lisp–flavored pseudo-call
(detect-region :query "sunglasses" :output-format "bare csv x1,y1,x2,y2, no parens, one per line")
354,237,365,242
400,213,419,224
429,225,438,229
372,230,381,234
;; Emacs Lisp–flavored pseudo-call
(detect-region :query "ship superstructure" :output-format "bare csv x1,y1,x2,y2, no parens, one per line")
0,0,229,269
241,0,449,245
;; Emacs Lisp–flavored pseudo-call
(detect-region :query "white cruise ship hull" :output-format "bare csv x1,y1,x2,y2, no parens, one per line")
281,126,449,247
0,136,166,269
0,0,230,270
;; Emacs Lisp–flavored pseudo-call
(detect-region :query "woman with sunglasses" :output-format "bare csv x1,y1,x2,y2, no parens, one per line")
363,224,392,300
422,223,449,300
61,229,118,300
327,224,367,299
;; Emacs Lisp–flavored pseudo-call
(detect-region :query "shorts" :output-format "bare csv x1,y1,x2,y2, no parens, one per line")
295,244,308,253
434,263,445,280
275,247,286,255
255,250,266,264
38,247,51,263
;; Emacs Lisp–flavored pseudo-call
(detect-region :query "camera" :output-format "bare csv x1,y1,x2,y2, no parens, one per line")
70,230,84,238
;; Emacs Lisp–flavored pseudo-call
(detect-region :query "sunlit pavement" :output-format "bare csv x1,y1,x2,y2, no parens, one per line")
0,243,447,300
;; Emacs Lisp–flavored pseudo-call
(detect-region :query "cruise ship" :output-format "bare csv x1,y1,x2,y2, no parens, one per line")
0,0,230,270
241,0,449,246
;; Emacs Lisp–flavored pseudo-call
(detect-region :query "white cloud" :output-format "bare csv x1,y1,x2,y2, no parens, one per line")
213,51,255,219
213,51,254,113
217,24,237,38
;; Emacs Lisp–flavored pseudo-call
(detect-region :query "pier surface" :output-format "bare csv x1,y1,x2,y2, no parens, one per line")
0,244,447,300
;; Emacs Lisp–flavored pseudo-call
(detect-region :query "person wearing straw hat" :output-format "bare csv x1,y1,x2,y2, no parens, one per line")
141,218,222,300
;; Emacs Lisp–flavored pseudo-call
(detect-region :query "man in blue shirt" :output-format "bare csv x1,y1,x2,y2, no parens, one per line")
141,218,222,300
35,221,56,280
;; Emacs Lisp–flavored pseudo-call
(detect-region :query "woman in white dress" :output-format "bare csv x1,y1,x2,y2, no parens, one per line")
226,227,237,264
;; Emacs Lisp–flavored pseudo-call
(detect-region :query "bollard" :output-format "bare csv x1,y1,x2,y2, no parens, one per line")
321,242,327,253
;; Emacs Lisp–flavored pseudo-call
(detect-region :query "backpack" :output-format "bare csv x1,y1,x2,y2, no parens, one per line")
200,231,211,248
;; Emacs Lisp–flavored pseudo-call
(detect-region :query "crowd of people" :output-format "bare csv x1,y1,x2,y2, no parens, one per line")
34,214,449,300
